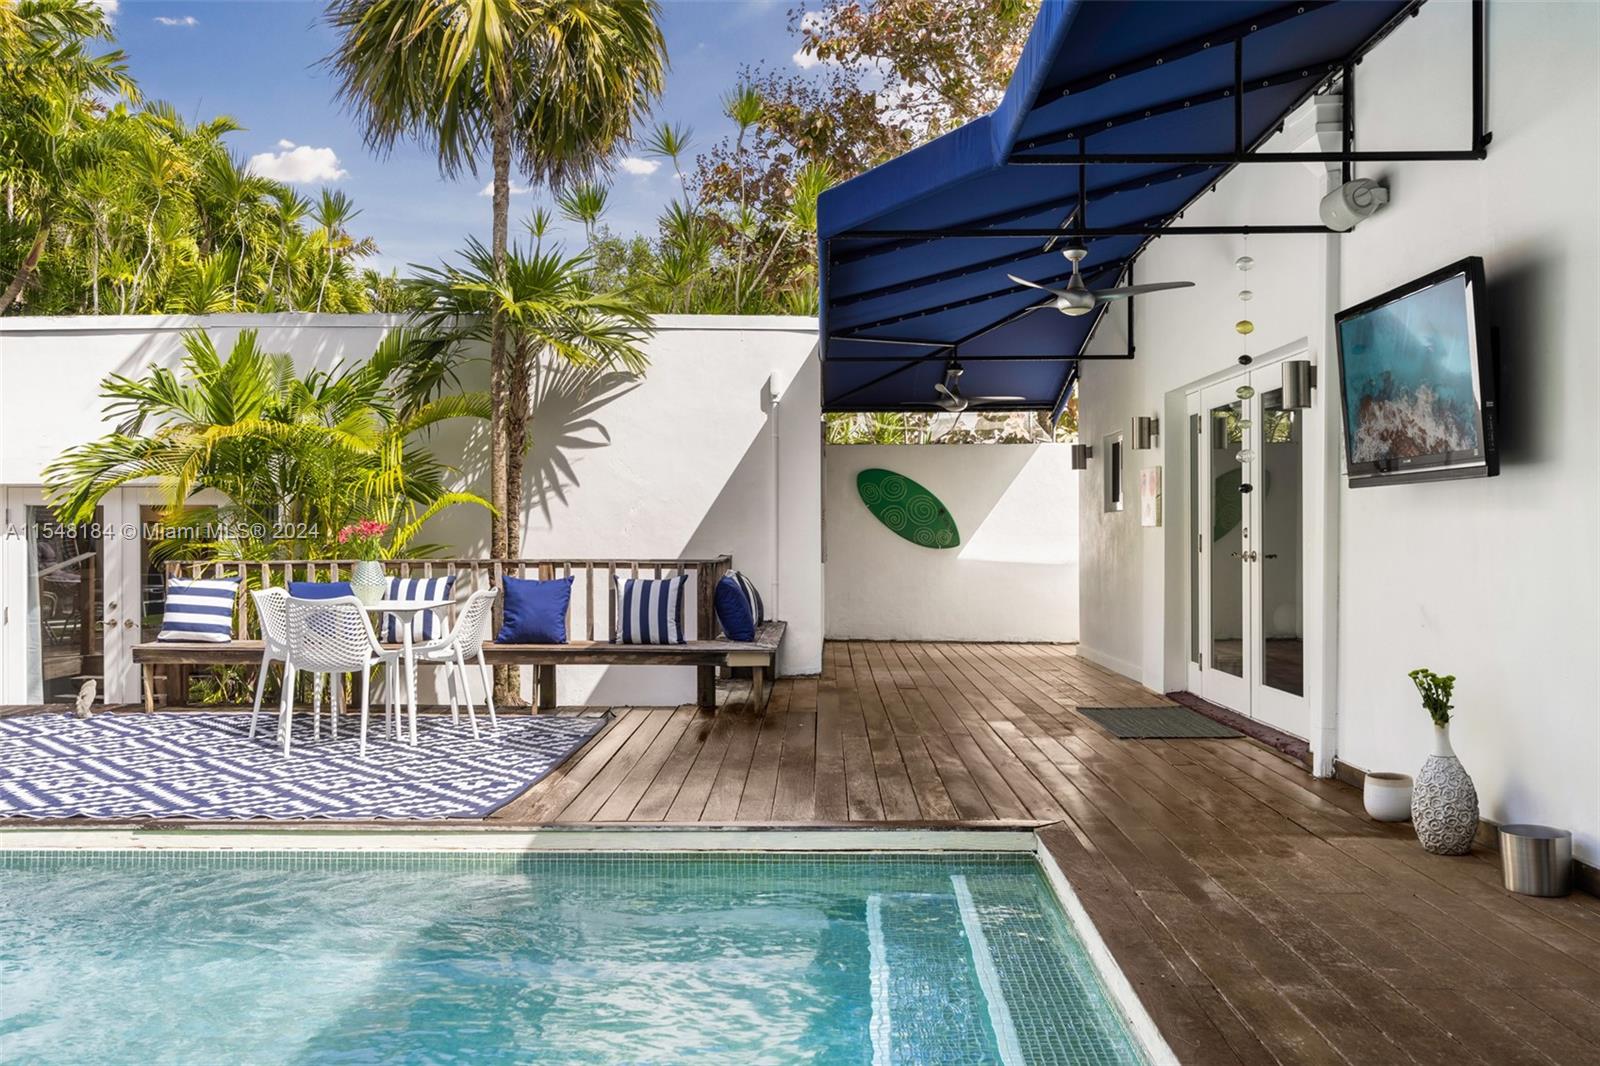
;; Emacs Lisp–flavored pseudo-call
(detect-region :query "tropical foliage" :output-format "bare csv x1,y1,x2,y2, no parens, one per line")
825,398,1078,446
584,0,1035,317
42,329,490,559
408,235,652,554
325,0,668,570
1,0,392,316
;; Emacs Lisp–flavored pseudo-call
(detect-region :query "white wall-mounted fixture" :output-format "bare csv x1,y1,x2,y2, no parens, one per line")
1282,359,1316,409
1319,178,1390,232
1070,443,1094,469
1131,415,1160,450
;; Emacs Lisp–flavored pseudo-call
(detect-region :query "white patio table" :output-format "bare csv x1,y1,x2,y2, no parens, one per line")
362,597,453,746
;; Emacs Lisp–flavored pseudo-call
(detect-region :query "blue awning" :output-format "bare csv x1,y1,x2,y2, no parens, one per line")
817,0,1413,415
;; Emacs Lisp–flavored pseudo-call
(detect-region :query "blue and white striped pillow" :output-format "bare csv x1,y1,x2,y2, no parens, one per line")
714,570,765,641
615,575,687,645
157,575,241,643
379,575,456,642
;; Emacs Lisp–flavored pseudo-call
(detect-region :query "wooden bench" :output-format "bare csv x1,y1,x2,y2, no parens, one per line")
135,556,784,711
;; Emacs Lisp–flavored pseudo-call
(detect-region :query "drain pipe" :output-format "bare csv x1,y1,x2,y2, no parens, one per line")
1310,86,1345,778
769,370,783,622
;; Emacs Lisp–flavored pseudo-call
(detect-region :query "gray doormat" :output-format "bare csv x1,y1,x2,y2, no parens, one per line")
1079,705,1243,739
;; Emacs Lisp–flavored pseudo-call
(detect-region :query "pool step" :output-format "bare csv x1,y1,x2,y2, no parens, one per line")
865,878,1024,1066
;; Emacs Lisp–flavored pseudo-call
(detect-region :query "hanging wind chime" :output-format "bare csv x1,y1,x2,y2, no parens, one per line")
1235,241,1257,470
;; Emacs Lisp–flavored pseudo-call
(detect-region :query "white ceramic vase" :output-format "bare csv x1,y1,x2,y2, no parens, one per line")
1411,723,1479,855
1363,772,1413,822
351,560,386,606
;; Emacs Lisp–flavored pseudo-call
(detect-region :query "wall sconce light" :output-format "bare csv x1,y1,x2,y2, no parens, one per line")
1070,443,1094,470
1282,359,1316,410
1131,415,1160,450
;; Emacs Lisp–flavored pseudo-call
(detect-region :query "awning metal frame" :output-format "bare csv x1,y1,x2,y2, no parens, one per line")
819,0,1492,415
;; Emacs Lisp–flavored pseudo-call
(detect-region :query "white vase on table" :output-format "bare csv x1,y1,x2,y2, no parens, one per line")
351,560,387,606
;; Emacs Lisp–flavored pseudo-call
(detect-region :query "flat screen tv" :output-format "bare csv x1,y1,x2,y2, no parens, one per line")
1334,256,1497,487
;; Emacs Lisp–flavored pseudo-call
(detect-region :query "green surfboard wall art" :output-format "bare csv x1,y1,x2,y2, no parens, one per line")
856,468,960,549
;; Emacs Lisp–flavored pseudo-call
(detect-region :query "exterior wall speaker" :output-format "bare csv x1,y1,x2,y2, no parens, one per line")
1282,360,1315,409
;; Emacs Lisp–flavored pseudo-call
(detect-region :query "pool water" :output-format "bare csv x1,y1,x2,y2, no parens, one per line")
0,851,1148,1065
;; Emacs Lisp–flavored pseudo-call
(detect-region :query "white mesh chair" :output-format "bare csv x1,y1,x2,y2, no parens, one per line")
282,595,402,757
414,588,499,738
248,588,289,740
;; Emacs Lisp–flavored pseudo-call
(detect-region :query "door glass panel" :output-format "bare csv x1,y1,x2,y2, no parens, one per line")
24,505,105,704
1208,402,1244,678
1260,390,1304,696
1188,413,1200,665
139,505,178,645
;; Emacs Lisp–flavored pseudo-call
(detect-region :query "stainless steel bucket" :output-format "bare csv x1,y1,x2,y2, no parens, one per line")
1499,824,1571,897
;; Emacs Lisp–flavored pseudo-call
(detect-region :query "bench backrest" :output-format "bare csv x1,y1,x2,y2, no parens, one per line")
161,556,734,643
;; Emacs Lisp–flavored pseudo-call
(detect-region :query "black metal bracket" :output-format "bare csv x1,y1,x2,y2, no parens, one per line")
1007,0,1490,168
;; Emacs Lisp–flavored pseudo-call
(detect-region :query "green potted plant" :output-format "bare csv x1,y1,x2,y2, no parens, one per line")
338,520,390,605
1408,668,1479,855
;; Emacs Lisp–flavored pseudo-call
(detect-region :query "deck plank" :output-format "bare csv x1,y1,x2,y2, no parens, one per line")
8,640,1600,1065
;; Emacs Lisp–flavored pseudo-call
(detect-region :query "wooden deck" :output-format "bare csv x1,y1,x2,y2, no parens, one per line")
6,640,1600,1064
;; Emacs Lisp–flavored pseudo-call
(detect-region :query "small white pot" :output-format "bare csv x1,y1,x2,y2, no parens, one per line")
1364,772,1413,822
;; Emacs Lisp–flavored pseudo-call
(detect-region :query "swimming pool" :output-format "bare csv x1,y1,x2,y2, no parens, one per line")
1,845,1156,1064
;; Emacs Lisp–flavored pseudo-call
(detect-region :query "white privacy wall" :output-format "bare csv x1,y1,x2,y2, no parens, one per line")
1075,1,1600,863
824,444,1079,642
0,314,823,705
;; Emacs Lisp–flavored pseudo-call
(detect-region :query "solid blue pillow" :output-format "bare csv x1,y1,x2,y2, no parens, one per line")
288,580,353,599
496,575,574,644
714,572,765,642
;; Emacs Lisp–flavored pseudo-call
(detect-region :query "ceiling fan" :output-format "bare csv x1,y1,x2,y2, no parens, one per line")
1008,236,1194,317
934,361,1024,412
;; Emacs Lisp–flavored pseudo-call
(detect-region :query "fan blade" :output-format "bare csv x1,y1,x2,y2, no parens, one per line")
1093,280,1195,302
933,382,966,412
1007,274,1073,299
967,396,1028,405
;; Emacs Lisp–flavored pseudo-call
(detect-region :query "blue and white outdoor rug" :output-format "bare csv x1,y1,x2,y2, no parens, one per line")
0,711,610,821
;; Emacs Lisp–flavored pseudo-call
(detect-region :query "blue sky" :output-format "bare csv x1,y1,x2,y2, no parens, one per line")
105,0,813,272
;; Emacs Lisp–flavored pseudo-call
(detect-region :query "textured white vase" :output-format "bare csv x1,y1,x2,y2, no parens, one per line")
1412,723,1479,855
351,560,386,606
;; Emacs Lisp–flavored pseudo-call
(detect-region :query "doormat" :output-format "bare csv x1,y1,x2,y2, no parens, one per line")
1078,705,1243,739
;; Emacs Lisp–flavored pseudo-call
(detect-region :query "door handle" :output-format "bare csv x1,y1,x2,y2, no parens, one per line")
1231,550,1260,562
124,619,137,629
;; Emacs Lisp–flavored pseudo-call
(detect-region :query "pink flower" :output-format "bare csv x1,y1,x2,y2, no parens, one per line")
336,520,389,543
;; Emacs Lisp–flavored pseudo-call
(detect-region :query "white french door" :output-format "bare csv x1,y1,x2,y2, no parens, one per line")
1188,362,1310,739
2,487,145,705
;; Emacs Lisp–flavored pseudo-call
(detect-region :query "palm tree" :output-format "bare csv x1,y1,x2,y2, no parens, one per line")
0,0,137,313
44,328,490,559
556,181,608,252
324,0,667,561
310,188,374,312
408,236,650,554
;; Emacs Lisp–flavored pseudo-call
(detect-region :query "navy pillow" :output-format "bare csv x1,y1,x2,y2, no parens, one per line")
496,575,574,644
714,571,765,642
288,580,353,599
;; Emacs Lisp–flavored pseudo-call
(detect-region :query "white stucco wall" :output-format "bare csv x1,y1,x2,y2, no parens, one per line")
824,443,1079,642
0,313,823,705
1075,1,1600,863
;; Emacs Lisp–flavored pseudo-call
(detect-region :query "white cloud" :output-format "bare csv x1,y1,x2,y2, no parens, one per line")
153,15,198,26
90,0,119,16
246,143,348,184
618,156,660,177
793,10,835,69
478,181,532,197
